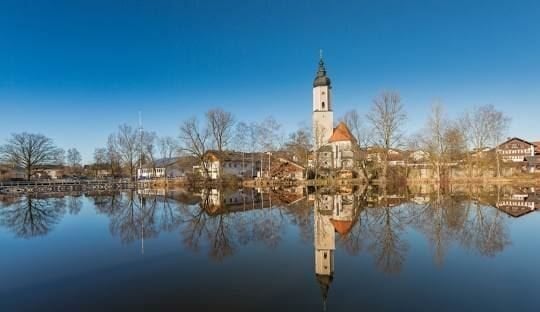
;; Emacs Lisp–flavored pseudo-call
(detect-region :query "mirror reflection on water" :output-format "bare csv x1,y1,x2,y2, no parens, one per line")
1,185,539,311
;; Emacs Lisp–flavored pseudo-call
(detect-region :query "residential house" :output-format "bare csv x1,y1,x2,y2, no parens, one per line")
497,137,537,162
269,157,305,180
366,148,406,166
138,157,194,179
33,165,65,180
199,151,261,180
0,165,26,181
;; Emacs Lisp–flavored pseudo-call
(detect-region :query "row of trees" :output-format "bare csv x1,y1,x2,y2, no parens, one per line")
0,92,511,181
332,92,510,181
0,133,83,180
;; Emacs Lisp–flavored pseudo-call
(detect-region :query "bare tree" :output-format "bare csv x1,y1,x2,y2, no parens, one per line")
284,127,312,165
115,124,139,179
257,116,282,152
0,133,63,180
366,91,407,180
206,108,235,152
341,109,368,148
158,136,179,159
93,147,107,178
141,130,158,176
66,148,82,176
487,107,510,177
420,103,465,181
460,105,510,177
106,134,121,178
179,117,210,178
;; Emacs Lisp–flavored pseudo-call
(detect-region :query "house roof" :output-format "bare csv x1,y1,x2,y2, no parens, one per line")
328,122,357,143
204,150,260,162
498,137,535,147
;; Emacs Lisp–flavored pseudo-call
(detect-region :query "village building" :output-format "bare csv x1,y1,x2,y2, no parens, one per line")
497,137,538,162
32,165,65,180
366,147,406,166
311,55,360,175
137,157,191,179
198,151,261,180
0,165,25,181
269,157,305,180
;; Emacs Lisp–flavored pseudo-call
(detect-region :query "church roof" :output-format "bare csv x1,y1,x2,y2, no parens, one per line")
328,122,357,143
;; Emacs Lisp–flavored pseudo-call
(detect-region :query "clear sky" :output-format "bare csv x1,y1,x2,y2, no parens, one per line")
1,0,539,162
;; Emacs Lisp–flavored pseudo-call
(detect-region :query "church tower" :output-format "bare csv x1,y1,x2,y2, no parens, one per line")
312,52,334,150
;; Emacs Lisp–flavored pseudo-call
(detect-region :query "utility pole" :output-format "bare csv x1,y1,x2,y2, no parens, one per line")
138,111,143,182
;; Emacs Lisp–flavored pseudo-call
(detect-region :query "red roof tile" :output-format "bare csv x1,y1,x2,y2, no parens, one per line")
328,122,357,143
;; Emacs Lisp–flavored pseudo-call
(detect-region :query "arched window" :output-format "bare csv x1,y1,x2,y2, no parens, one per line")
322,101,325,109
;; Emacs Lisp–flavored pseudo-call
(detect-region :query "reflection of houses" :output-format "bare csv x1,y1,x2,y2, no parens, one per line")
200,188,306,214
496,191,538,217
497,137,538,162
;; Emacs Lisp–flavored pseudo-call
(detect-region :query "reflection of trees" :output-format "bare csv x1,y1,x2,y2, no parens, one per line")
90,191,184,244
366,205,409,274
67,196,83,215
410,192,469,265
459,200,509,257
410,189,510,265
180,189,287,261
0,196,67,238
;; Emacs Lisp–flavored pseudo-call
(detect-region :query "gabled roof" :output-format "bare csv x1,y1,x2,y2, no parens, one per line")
498,137,535,147
328,122,357,143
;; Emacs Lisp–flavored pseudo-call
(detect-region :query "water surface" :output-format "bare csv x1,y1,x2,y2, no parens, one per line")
1,185,539,311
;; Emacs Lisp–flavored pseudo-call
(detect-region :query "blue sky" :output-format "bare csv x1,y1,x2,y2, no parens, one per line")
1,0,539,162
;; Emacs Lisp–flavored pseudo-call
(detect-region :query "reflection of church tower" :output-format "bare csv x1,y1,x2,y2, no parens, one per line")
330,194,357,236
314,195,335,310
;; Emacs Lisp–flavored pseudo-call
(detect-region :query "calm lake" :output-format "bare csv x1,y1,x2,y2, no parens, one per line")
1,185,539,311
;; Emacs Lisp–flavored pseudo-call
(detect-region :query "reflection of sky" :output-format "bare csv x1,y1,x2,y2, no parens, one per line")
0,193,539,310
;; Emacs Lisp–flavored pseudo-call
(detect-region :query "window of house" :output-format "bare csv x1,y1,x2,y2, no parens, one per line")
322,102,325,109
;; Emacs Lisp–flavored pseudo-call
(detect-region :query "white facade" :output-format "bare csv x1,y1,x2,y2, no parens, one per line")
313,85,334,150
314,195,335,277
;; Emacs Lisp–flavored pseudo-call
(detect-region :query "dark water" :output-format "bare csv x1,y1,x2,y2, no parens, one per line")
1,185,539,312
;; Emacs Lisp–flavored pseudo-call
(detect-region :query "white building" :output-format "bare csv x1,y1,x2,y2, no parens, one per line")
313,55,334,150
311,54,359,173
137,157,190,179
201,151,261,180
